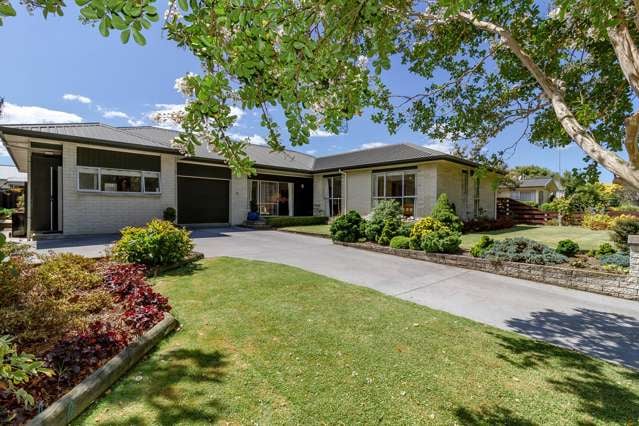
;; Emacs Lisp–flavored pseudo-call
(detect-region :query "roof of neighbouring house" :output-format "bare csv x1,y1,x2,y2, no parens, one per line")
0,165,27,184
0,122,486,173
517,177,560,189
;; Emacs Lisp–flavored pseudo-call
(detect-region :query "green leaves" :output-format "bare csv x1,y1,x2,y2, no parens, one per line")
120,28,130,43
0,0,17,20
131,27,145,45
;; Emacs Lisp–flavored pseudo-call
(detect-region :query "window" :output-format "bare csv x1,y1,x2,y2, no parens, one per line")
324,176,342,217
77,167,161,194
78,167,99,191
249,180,291,216
372,170,416,216
473,177,481,217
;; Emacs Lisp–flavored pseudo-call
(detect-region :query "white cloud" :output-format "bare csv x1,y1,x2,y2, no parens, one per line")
127,119,145,127
310,129,337,137
360,142,388,150
102,110,129,119
229,106,245,122
62,93,92,104
305,149,317,155
0,102,82,124
423,141,454,154
228,132,267,145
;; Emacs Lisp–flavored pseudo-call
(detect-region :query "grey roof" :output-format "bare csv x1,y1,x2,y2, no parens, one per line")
121,126,316,171
0,165,26,183
0,123,482,173
313,143,468,171
518,177,556,188
0,123,170,150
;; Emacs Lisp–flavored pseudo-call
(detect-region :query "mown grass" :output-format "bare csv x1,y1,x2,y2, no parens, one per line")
460,225,611,251
280,224,331,236
78,258,639,425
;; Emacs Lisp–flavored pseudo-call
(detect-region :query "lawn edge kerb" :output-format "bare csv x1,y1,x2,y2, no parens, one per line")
278,229,331,239
333,241,639,301
27,314,178,426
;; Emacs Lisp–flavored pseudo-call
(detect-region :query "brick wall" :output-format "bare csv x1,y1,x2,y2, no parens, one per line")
62,142,177,235
230,175,248,225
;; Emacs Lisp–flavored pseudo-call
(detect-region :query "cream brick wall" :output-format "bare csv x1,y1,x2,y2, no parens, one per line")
435,161,497,219
61,143,177,235
230,174,248,225
345,170,372,216
416,163,437,217
312,174,324,216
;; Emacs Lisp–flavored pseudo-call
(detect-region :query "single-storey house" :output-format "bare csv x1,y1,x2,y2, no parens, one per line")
0,123,500,237
497,176,562,205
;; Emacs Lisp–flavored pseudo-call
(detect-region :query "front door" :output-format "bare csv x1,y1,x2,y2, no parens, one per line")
31,153,62,232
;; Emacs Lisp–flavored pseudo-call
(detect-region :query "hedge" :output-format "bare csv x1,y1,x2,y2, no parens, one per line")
264,216,329,228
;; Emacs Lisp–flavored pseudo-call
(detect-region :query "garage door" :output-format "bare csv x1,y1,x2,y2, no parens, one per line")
177,163,230,224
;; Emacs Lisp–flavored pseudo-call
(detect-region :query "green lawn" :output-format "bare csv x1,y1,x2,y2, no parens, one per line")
460,225,611,251
77,258,639,425
281,223,610,251
280,224,331,236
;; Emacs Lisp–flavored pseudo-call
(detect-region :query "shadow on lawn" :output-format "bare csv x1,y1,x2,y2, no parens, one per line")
89,348,228,425
460,308,639,425
160,261,205,277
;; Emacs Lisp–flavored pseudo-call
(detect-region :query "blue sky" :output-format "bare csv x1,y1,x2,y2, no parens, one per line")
0,5,607,180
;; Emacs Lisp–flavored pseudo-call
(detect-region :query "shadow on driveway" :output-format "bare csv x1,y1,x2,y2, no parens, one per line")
505,308,639,369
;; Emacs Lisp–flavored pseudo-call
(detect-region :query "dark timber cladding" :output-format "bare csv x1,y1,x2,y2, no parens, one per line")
77,147,161,171
177,162,230,224
255,173,314,216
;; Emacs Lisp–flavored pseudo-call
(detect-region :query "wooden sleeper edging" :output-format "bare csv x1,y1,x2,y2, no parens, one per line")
27,313,178,426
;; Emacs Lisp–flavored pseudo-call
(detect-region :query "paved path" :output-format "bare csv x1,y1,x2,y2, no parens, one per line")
35,227,639,369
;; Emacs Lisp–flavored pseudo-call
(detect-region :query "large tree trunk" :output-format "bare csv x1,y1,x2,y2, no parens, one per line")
421,11,639,189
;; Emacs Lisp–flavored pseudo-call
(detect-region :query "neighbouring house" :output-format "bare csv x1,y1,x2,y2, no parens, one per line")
0,164,27,209
497,176,562,205
0,123,501,237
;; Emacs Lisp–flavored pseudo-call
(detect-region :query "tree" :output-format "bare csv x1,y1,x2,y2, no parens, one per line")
5,1,639,183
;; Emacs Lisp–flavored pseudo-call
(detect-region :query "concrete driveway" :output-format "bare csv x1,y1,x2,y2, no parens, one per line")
35,227,639,369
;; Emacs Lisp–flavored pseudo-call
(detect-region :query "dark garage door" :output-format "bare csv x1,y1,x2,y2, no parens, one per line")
178,176,229,224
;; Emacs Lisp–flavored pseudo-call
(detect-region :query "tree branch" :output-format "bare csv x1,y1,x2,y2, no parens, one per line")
607,22,639,98
419,10,639,189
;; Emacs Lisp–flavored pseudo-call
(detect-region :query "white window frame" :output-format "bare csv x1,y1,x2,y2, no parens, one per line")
371,170,416,216
473,176,481,217
324,176,342,217
77,166,161,194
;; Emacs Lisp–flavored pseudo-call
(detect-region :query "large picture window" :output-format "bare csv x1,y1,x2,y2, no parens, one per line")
372,170,416,216
249,180,291,216
324,176,342,217
77,167,161,194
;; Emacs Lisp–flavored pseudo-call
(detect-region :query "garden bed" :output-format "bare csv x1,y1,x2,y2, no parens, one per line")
334,241,639,300
28,314,177,426
1,255,175,424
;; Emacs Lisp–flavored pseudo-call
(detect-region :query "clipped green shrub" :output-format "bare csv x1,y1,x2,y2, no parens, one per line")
421,228,462,253
555,239,579,257
482,237,567,265
0,207,13,219
264,216,329,228
398,221,414,237
470,235,494,257
409,217,448,249
431,193,463,233
377,217,401,246
594,242,616,258
330,210,363,242
163,207,177,222
111,219,194,266
599,253,630,268
389,235,411,249
364,200,402,242
610,215,639,251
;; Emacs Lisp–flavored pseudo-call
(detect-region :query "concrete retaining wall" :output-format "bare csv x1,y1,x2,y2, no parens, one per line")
334,241,639,300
